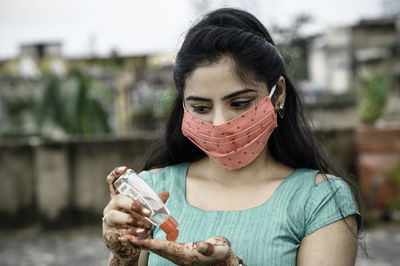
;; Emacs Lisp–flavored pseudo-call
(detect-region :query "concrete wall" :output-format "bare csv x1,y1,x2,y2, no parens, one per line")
0,129,356,228
0,133,159,228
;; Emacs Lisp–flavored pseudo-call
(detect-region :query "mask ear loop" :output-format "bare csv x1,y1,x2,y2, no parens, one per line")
269,84,284,119
268,84,277,99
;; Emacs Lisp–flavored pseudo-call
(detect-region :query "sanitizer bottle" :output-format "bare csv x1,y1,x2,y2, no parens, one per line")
114,169,179,241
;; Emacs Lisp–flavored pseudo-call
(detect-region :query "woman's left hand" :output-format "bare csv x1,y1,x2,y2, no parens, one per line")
119,235,245,265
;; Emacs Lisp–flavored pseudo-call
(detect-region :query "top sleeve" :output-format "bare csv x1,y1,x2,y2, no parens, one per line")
304,177,362,237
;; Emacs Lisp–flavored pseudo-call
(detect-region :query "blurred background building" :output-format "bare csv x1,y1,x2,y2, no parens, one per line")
0,0,399,265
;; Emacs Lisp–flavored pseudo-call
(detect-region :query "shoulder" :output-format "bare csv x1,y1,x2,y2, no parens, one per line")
314,173,337,185
302,171,361,236
146,162,190,174
139,163,189,193
148,168,163,174
140,163,190,181
307,171,354,200
281,169,348,195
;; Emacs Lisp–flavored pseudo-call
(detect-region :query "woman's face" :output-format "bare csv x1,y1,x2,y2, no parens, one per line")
183,57,269,125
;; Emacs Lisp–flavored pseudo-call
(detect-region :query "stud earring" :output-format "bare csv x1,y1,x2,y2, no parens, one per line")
277,104,285,119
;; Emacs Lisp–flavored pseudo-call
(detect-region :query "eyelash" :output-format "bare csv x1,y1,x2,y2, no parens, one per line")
191,100,253,114
192,105,210,113
231,100,252,109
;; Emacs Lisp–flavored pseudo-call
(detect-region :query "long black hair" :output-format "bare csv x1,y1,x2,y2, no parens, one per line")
142,8,361,213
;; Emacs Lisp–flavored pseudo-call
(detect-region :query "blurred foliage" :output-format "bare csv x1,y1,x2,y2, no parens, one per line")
1,66,112,138
2,95,38,137
65,66,112,134
131,102,154,121
356,63,393,124
153,88,177,118
384,163,400,211
131,88,176,129
272,14,315,81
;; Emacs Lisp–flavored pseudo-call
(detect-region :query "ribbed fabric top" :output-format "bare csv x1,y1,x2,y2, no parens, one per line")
139,162,361,265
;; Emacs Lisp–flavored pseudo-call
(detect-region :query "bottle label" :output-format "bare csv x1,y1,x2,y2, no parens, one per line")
115,178,155,217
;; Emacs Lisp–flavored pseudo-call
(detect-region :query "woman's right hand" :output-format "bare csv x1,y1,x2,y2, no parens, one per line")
102,166,169,264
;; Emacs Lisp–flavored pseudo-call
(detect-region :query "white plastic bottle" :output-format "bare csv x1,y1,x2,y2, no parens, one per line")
113,169,179,241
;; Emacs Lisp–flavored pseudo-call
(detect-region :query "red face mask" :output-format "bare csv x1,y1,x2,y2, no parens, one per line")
181,85,278,170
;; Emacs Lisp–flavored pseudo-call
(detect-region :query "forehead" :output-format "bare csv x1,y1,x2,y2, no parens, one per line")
184,57,266,97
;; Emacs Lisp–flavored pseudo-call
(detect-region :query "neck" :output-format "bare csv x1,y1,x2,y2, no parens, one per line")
199,148,281,187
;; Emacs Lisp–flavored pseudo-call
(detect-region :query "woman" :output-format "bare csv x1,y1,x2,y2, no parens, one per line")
102,8,362,265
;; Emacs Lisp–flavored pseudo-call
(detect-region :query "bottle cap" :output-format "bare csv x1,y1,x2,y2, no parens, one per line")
159,216,179,242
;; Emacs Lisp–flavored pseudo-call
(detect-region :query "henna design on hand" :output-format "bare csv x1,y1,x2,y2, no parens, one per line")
122,235,245,265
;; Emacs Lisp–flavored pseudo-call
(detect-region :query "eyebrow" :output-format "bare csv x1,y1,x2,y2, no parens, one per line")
185,89,256,102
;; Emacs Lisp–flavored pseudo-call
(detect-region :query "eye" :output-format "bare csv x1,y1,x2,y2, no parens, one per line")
230,100,253,109
192,105,211,114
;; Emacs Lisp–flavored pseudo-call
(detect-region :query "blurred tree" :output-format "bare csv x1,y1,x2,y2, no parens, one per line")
37,72,68,132
67,66,112,134
1,66,112,138
131,87,176,130
1,94,38,137
272,14,315,82
357,63,392,124
38,66,112,135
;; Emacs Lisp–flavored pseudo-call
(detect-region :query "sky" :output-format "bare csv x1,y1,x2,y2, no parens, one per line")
0,0,385,59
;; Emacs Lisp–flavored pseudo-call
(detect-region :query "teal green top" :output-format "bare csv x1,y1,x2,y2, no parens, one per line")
139,162,361,265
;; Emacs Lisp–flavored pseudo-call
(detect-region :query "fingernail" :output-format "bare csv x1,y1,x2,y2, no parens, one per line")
142,208,151,217
129,237,146,243
127,216,135,225
136,228,145,234
118,236,127,241
198,243,208,254
198,242,214,256
137,219,144,226
117,166,126,173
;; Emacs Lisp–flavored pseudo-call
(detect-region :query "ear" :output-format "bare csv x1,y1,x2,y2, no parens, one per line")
272,76,286,110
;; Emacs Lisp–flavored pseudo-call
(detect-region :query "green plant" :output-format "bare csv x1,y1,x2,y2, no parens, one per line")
154,88,177,118
384,163,400,211
132,88,176,120
1,66,113,138
37,67,112,135
357,64,392,124
66,66,112,134
131,88,176,130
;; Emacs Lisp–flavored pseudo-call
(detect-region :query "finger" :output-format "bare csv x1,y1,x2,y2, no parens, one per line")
121,236,195,264
121,237,187,254
104,194,133,215
197,241,230,261
130,198,152,218
197,242,214,256
205,236,231,247
121,236,229,265
199,236,231,260
122,236,166,250
104,194,152,219
104,227,149,243
107,166,127,198
158,191,170,204
124,227,149,238
104,210,140,227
